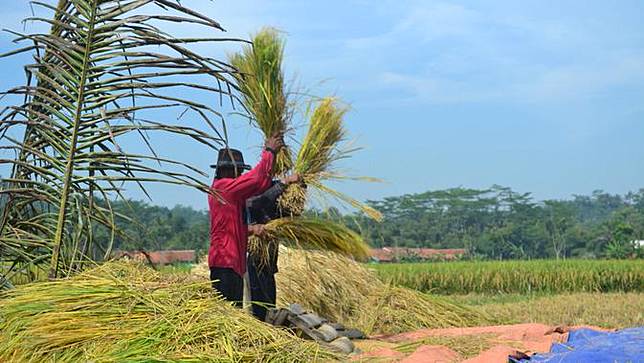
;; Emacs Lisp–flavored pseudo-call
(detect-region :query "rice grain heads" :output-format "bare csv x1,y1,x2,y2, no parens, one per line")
280,98,382,221
0,262,336,362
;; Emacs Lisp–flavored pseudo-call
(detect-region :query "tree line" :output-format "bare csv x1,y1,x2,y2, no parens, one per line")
87,186,644,260
355,186,643,259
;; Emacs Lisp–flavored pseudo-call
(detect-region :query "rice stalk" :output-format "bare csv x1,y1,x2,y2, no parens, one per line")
281,97,382,221
260,217,370,260
229,27,293,174
0,262,337,362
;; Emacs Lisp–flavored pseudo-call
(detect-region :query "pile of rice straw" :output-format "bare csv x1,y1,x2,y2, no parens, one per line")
276,248,490,335
193,248,490,335
0,262,336,362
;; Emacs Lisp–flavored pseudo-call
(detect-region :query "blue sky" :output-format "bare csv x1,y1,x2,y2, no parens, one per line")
1,1,643,210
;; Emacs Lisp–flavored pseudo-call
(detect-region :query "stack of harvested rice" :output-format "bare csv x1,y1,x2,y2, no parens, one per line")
0,262,336,362
192,248,491,336
276,248,491,335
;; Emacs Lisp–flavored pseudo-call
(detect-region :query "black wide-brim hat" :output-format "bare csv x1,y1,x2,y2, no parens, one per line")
210,148,251,170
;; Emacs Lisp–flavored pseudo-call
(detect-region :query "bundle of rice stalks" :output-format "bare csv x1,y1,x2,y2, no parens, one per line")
230,27,292,174
254,217,370,261
280,97,382,220
0,262,336,362
276,248,491,335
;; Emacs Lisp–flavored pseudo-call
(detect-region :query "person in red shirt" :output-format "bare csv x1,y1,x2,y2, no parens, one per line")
208,134,284,305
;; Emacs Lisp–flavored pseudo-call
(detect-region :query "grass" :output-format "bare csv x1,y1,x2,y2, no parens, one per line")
452,292,644,329
373,259,644,294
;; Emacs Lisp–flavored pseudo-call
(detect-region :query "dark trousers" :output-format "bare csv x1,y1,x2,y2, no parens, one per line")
247,261,277,322
210,267,243,307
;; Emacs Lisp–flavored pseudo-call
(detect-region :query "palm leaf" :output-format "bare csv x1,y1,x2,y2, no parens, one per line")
0,0,239,283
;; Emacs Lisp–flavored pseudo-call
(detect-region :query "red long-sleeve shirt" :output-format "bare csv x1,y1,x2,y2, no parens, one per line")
208,150,275,276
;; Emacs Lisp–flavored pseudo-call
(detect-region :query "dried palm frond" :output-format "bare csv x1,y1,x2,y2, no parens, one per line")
0,0,239,281
229,27,293,174
280,98,382,220
0,262,337,362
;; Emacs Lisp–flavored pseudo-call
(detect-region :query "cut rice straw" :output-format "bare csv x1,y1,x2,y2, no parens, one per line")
0,262,337,362
276,248,492,335
229,27,293,174
254,217,370,261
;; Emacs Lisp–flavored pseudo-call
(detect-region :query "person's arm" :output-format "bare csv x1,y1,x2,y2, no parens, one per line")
222,149,275,201
220,133,285,200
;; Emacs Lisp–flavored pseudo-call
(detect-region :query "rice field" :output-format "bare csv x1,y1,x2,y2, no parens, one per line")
372,259,644,294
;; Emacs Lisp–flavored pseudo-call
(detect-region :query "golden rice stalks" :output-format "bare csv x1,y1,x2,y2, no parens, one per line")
0,262,336,362
282,97,382,221
262,217,370,261
276,247,381,325
276,248,491,335
354,287,490,335
230,27,292,174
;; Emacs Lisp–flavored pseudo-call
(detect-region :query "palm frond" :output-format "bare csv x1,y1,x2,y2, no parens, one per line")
0,0,239,282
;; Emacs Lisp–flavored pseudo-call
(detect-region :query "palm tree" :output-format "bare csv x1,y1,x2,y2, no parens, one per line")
0,0,240,284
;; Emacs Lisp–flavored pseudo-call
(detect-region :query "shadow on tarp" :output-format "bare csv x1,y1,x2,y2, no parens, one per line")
513,327,644,363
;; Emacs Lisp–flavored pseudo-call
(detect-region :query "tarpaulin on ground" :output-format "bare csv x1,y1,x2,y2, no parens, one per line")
515,327,644,363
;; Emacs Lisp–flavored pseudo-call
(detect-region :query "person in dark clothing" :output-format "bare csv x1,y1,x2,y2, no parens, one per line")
246,174,301,321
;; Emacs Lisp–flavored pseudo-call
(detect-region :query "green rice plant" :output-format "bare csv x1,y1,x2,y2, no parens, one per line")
0,262,337,362
373,259,644,295
229,28,293,175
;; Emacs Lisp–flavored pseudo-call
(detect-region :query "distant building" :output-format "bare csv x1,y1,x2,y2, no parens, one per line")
113,250,196,265
370,247,466,263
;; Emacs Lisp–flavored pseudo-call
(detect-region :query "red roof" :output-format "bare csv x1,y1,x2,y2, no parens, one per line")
114,250,196,265
370,247,466,262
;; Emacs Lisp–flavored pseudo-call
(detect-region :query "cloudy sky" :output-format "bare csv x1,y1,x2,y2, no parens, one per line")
1,1,643,210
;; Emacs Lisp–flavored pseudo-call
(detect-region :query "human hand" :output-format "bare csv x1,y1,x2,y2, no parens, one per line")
248,224,267,237
282,173,301,185
265,132,285,153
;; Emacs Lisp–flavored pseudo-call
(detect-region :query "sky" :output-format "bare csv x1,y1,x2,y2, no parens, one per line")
0,0,643,211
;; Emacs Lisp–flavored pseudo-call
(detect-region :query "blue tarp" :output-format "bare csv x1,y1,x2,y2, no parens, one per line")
515,327,644,363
